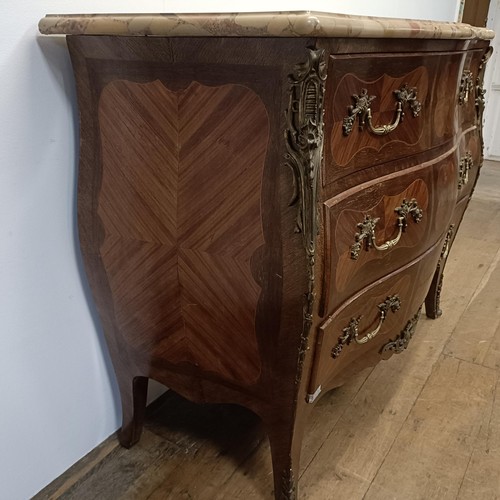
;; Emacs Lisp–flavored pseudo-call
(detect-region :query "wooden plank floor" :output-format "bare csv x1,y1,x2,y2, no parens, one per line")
35,160,500,500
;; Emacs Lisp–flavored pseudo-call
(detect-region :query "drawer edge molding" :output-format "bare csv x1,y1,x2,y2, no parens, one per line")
324,142,458,211
284,48,327,380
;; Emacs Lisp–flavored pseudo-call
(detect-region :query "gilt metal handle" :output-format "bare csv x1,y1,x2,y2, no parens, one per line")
350,199,423,260
458,151,473,190
380,307,422,355
331,295,402,359
459,70,474,105
343,84,421,136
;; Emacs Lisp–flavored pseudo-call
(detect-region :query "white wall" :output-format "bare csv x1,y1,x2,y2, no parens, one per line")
484,0,500,159
164,0,461,21
0,1,461,499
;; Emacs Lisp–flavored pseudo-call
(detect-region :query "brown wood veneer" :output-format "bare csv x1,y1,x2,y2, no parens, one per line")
62,32,492,499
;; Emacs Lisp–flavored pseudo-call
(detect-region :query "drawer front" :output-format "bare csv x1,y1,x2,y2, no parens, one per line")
320,148,458,316
310,243,442,395
457,128,481,201
459,49,488,130
323,51,463,186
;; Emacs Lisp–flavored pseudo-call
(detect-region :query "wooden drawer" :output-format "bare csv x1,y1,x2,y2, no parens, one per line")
457,128,481,201
322,50,463,185
310,242,443,396
458,48,489,130
320,148,458,316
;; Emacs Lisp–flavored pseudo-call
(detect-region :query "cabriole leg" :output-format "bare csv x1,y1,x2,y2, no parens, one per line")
425,267,444,319
117,375,149,448
264,407,309,500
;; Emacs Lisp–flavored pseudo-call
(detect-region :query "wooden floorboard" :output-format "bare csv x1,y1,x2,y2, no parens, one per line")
34,160,500,500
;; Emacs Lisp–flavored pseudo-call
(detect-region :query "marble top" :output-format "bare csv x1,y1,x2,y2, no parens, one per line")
38,11,494,40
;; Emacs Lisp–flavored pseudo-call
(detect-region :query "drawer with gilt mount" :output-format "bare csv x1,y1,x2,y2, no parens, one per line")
310,39,493,402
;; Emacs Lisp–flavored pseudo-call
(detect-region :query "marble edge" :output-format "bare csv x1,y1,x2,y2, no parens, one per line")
38,11,495,40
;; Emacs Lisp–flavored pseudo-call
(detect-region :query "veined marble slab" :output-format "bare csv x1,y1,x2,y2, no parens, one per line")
38,11,494,39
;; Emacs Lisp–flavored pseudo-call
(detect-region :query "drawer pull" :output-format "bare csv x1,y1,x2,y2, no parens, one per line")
343,84,421,136
458,151,473,189
350,199,423,260
458,70,474,105
380,307,421,355
331,295,402,358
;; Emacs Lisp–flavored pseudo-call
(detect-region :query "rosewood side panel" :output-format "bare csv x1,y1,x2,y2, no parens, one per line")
69,35,320,498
